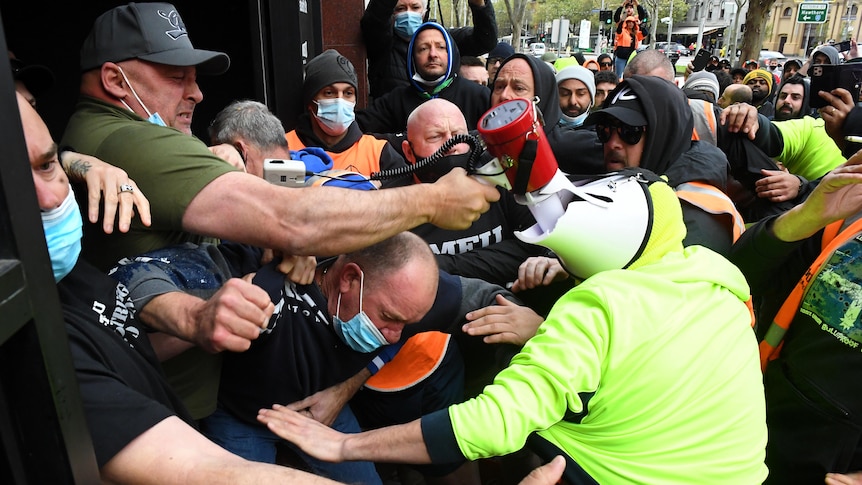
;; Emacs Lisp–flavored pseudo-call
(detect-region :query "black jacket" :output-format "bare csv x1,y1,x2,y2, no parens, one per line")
361,0,497,100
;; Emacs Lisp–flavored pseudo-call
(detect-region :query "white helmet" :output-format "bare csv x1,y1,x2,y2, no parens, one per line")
515,170,656,280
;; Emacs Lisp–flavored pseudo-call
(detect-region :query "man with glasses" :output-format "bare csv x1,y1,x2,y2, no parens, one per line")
596,53,614,72
485,41,514,85
584,75,741,256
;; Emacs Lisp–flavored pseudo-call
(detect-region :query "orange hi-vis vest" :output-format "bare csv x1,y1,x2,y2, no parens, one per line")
757,216,862,372
675,181,754,326
675,181,746,243
285,130,389,176
364,332,451,392
688,99,718,145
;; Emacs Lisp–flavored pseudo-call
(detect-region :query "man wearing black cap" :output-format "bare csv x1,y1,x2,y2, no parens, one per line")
583,75,743,256
361,0,497,100
285,49,408,184
60,2,500,422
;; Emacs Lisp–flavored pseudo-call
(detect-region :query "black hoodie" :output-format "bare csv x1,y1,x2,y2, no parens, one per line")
601,76,736,255
357,22,491,134
492,54,605,175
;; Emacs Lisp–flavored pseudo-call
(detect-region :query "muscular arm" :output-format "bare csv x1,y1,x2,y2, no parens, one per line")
183,168,498,257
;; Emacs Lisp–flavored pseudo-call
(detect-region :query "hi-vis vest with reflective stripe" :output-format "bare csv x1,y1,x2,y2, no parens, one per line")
364,332,451,392
675,181,745,242
688,99,718,145
285,130,388,176
757,217,862,371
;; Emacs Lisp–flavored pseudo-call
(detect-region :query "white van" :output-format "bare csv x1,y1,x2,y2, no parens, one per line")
529,43,546,57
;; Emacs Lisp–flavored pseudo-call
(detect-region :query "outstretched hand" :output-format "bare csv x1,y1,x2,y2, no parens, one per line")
258,404,347,463
463,294,544,346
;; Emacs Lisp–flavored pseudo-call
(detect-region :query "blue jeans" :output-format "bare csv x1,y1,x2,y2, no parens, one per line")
203,404,383,485
614,55,628,78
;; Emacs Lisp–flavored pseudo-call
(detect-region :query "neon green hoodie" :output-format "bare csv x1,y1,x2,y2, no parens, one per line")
422,246,767,484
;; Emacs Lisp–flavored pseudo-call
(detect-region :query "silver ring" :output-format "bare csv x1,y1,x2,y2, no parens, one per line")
119,183,134,194
833,107,838,115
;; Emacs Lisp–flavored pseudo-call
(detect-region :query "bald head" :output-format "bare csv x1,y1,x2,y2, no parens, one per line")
717,83,753,109
404,98,470,162
623,50,675,82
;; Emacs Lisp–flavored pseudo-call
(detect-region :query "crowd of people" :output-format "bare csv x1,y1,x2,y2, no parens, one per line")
12,1,862,484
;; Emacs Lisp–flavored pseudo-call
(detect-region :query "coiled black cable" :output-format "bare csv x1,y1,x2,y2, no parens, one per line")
370,133,485,181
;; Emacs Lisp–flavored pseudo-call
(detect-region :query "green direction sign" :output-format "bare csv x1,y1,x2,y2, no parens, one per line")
798,3,828,23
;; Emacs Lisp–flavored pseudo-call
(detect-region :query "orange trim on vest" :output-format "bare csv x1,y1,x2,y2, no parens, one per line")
364,332,451,392
286,131,388,176
688,99,717,144
674,181,745,242
758,217,862,371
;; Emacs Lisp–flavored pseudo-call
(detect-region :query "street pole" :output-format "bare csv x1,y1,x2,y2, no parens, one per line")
669,0,674,42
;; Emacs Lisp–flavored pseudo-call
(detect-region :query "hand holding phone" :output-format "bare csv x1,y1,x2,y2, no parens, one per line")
691,49,711,71
835,39,852,53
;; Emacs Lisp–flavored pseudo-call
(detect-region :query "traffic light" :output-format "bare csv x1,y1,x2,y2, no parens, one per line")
599,10,613,25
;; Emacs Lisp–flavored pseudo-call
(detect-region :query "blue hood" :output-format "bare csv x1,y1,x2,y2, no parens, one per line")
407,22,459,97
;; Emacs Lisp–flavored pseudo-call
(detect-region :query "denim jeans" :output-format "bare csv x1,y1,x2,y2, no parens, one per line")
203,403,383,485
614,56,628,79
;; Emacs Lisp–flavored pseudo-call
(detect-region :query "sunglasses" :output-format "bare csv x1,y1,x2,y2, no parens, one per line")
595,122,646,145
488,57,504,66
599,62,613,67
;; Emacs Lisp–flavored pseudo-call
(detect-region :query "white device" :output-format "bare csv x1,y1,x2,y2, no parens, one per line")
263,159,306,188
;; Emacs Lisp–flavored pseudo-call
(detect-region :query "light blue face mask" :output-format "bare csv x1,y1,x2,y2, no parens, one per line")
332,269,388,353
559,109,591,128
393,11,423,39
117,66,168,127
41,186,82,282
314,97,356,136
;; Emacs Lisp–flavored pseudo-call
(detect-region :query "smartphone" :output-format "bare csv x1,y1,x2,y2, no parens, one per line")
691,49,711,71
263,159,307,187
835,39,852,53
809,63,862,108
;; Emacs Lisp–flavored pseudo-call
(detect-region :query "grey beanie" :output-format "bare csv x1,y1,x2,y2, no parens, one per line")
555,65,596,101
302,49,358,105
683,70,720,101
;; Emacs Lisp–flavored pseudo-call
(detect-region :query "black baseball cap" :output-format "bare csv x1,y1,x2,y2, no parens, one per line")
79,2,230,75
584,85,647,127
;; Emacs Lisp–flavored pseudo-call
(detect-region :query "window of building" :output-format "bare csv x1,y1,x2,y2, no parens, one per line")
783,7,792,17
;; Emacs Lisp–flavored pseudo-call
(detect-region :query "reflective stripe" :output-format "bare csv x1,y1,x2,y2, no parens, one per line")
364,332,450,392
688,99,717,145
675,182,745,242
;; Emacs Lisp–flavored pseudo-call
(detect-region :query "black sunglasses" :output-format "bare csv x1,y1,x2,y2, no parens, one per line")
599,62,613,67
595,122,646,145
488,57,504,66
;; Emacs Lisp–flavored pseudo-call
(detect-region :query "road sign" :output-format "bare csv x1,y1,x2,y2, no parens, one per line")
798,3,829,23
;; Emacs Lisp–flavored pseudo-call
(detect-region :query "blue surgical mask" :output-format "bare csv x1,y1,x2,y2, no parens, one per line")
314,98,356,136
332,270,388,353
559,110,591,128
117,66,168,127
394,11,423,39
41,186,82,282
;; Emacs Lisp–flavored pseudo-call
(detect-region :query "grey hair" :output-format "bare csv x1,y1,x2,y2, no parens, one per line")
623,49,675,82
209,99,288,151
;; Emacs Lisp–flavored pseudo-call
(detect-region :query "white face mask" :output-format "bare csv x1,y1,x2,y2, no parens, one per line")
116,66,167,127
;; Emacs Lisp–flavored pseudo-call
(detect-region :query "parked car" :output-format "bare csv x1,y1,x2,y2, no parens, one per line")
641,43,680,65
656,42,689,56
529,42,546,57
